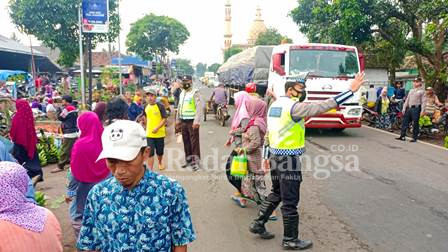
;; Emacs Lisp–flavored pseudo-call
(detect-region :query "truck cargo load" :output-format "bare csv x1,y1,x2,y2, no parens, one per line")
217,46,273,95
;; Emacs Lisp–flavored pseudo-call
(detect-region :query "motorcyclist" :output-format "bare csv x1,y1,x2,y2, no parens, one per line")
245,82,259,98
210,83,228,114
391,81,405,111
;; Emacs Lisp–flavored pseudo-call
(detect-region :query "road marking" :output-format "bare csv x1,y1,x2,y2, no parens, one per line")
362,125,448,151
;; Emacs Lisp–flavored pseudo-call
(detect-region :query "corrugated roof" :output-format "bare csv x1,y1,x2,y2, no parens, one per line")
0,34,44,56
111,56,150,68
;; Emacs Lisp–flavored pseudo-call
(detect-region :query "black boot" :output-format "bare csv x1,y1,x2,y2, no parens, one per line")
282,215,312,250
249,200,277,239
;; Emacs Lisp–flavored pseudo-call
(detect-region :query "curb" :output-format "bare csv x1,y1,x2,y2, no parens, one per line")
362,125,447,151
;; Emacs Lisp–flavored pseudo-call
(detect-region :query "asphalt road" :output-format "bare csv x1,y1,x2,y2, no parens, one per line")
37,85,448,252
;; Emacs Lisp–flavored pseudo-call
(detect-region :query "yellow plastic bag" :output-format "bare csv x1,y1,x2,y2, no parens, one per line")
230,152,248,178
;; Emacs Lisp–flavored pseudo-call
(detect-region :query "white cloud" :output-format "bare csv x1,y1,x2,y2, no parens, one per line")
0,0,307,65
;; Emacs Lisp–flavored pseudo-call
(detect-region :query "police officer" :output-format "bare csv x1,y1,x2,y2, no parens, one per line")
176,75,203,171
249,72,366,250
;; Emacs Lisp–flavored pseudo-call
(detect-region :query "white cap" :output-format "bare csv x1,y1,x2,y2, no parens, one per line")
97,120,147,162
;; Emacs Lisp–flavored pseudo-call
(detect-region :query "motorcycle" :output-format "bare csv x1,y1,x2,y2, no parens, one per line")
204,100,230,126
216,103,230,127
361,104,379,126
389,100,404,130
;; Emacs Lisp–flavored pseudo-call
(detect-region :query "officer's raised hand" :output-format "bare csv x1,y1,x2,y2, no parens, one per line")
349,72,367,93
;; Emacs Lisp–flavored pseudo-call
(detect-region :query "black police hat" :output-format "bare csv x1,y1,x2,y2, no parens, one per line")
182,75,192,81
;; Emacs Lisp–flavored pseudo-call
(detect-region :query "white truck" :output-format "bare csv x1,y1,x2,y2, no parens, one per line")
269,43,364,129
218,43,365,130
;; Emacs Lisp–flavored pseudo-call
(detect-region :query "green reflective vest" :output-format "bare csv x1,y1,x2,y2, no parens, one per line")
180,89,197,120
267,97,305,150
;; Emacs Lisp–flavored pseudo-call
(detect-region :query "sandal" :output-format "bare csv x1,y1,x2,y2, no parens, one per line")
231,195,247,208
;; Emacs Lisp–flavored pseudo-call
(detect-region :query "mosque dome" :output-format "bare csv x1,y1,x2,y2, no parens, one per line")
247,6,267,46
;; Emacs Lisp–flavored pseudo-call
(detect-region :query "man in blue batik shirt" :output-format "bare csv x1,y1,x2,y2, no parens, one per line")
77,120,196,252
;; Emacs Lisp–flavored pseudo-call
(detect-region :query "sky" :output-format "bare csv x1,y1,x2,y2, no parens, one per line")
0,0,307,65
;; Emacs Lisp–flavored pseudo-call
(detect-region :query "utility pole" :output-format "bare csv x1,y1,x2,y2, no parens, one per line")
88,34,93,107
117,0,123,95
78,5,86,106
29,37,37,96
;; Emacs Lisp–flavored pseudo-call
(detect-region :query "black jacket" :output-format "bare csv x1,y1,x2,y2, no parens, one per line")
58,109,79,134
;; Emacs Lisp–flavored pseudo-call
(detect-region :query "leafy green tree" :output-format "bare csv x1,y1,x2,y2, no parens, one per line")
126,14,189,61
195,63,207,77
9,0,120,67
175,58,194,76
362,36,407,83
224,46,243,62
290,0,448,98
207,63,221,74
255,28,292,46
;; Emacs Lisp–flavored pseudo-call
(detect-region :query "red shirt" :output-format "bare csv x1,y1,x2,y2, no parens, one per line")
35,78,42,89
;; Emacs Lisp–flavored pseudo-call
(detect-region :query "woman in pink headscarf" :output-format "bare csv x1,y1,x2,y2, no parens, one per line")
225,92,253,207
0,161,62,251
238,98,270,204
67,111,110,238
10,99,42,180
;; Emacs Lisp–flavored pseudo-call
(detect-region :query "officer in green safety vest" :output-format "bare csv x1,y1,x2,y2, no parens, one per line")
249,72,366,250
176,75,203,171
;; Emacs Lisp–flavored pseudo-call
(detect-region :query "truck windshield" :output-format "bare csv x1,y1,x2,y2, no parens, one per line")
289,49,359,78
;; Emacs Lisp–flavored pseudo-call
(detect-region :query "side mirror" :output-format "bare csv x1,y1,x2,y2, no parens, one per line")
272,53,285,76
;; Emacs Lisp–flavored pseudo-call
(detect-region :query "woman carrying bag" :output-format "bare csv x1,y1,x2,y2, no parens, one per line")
229,96,278,220
235,98,270,204
226,91,252,207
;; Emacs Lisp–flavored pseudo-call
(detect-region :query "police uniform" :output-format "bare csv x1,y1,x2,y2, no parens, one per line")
250,85,355,250
177,78,203,167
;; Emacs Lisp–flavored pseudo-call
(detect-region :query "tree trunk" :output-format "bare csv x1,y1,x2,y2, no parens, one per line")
389,67,396,86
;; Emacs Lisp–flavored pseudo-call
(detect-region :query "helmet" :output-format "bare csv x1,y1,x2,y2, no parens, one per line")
245,82,257,93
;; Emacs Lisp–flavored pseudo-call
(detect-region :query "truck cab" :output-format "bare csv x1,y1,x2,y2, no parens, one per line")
269,43,364,129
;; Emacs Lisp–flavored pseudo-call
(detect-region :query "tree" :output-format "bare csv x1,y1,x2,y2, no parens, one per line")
362,36,407,84
290,0,448,98
207,63,221,74
126,14,190,61
195,63,207,77
10,32,20,42
224,46,243,62
255,28,292,46
9,0,120,67
175,59,194,76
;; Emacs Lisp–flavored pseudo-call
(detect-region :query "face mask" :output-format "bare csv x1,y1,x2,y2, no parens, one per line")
182,82,191,90
292,87,306,102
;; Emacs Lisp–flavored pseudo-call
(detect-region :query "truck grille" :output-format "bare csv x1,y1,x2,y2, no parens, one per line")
307,91,341,101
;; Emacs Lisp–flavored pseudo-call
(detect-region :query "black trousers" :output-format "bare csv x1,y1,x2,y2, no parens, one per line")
265,154,302,216
181,120,201,164
400,107,421,140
